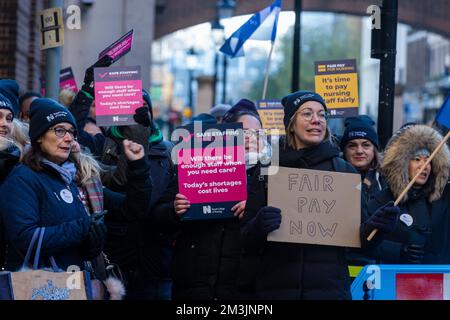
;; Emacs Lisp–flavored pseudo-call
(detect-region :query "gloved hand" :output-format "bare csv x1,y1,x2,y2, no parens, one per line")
250,206,282,237
366,201,399,234
82,211,108,260
133,106,152,127
401,244,425,264
81,55,113,96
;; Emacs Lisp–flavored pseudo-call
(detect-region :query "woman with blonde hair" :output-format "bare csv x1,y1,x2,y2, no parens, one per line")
240,90,397,300
69,139,153,299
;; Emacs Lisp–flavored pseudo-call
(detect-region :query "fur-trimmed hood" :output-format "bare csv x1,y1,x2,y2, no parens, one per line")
381,125,450,203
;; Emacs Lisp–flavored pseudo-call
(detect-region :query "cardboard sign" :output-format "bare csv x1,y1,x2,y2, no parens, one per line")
39,7,64,50
94,65,142,126
98,29,134,63
257,100,285,135
314,59,359,118
267,167,361,248
175,123,247,221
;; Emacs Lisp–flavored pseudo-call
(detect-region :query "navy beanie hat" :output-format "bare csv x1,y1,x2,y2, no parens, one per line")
340,115,379,150
0,93,14,117
142,89,153,120
281,90,327,128
0,79,20,116
223,99,261,123
29,98,77,143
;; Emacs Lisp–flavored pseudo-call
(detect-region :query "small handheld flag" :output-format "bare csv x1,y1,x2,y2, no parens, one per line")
219,0,281,58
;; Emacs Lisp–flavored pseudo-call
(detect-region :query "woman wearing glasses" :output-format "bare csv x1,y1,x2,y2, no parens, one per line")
0,98,107,272
239,91,394,300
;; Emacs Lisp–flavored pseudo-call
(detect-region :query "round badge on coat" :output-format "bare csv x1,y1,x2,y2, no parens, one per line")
400,213,413,227
60,189,74,204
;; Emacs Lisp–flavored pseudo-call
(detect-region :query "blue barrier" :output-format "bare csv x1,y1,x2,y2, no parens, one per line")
351,265,450,300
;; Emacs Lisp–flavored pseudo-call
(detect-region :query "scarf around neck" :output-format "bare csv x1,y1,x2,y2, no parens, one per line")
42,159,77,185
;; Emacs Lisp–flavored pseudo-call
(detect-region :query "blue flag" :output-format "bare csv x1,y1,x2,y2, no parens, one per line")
436,94,450,129
219,0,281,58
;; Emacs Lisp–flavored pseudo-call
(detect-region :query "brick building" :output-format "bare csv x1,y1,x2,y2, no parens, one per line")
0,0,46,92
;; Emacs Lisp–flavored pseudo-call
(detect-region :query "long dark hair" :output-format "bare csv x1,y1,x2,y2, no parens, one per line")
22,142,46,171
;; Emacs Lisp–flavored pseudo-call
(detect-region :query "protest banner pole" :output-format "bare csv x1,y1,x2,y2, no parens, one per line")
262,41,275,100
44,0,63,100
367,130,450,241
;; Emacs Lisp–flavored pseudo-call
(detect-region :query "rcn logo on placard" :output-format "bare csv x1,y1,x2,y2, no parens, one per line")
203,205,212,214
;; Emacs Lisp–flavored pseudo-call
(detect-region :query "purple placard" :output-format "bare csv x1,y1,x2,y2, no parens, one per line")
59,67,78,93
40,67,78,96
98,29,134,63
94,65,142,127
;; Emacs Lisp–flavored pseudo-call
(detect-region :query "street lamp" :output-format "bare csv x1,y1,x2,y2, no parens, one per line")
217,0,236,19
186,47,198,116
211,19,224,106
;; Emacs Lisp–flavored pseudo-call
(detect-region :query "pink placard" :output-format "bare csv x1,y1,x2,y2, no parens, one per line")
178,146,247,204
40,67,78,96
59,67,78,93
94,65,142,126
98,29,133,63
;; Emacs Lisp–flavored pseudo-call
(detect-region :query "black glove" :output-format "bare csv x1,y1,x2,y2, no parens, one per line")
401,244,425,264
366,201,399,234
133,106,152,127
81,55,113,96
82,211,108,260
250,206,282,237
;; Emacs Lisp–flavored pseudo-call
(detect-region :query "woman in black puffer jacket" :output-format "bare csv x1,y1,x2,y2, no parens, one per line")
239,91,373,300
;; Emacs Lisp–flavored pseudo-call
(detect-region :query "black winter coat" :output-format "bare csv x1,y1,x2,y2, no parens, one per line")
362,169,386,203
171,217,241,300
425,182,450,263
366,183,450,264
240,141,361,300
346,168,386,267
0,144,20,268
171,167,260,300
103,138,178,284
68,91,105,157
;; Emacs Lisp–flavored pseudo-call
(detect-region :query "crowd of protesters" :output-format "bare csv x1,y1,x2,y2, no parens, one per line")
0,55,449,301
